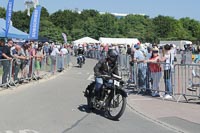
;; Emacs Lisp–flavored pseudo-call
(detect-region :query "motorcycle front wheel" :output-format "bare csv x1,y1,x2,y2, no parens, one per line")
79,62,82,68
106,92,126,120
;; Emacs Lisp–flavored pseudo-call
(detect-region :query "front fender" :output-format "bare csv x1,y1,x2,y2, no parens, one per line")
117,89,128,97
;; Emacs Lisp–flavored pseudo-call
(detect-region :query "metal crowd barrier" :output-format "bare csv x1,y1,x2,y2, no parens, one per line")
0,59,13,88
0,54,71,89
174,63,200,102
117,54,200,102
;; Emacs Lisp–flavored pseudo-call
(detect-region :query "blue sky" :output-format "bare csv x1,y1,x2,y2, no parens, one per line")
0,0,199,20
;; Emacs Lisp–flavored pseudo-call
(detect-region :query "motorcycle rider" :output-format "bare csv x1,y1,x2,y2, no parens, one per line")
94,49,119,99
77,45,85,64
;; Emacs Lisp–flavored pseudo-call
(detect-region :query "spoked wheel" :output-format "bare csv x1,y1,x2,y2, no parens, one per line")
79,62,82,68
106,92,126,120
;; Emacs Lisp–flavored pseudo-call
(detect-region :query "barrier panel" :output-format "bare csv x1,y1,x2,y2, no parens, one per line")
118,58,200,102
0,54,71,89
121,60,174,98
174,63,200,102
0,59,13,88
145,62,173,97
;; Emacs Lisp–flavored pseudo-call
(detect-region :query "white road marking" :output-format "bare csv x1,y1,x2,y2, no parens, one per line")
4,130,39,133
19,129,39,133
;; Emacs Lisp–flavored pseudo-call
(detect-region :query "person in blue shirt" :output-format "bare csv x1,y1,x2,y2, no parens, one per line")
134,44,150,95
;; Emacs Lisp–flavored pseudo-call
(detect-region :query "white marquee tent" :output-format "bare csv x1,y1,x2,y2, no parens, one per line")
73,37,99,45
99,37,140,46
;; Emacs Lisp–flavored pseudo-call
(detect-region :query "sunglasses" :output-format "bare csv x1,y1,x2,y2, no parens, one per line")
153,51,158,53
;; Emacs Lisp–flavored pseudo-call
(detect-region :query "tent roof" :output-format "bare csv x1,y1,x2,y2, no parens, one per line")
73,37,99,45
0,18,28,39
99,37,140,45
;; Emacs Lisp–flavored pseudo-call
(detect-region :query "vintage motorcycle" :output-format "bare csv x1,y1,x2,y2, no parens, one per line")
77,55,84,68
84,74,127,120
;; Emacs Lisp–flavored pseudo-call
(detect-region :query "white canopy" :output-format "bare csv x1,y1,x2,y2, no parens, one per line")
99,37,140,46
73,37,99,45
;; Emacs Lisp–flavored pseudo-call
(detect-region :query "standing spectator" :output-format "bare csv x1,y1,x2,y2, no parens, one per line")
2,39,13,84
59,44,68,71
21,43,31,81
103,44,109,58
11,44,27,82
28,42,36,78
128,47,135,84
73,44,78,56
160,44,173,99
43,42,50,65
35,44,44,78
50,44,60,74
146,47,162,97
119,45,127,68
96,43,101,60
146,46,153,91
127,45,131,55
0,38,5,60
134,44,150,95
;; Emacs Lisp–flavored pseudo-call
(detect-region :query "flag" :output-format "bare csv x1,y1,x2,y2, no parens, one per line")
62,33,67,43
29,5,42,40
5,0,14,37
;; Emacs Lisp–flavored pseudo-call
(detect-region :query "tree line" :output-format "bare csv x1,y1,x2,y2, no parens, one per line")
0,7,200,44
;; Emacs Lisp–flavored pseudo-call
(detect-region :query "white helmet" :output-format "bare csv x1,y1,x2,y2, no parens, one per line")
79,45,83,49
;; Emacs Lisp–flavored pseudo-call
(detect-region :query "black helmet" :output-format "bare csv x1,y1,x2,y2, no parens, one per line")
107,49,118,64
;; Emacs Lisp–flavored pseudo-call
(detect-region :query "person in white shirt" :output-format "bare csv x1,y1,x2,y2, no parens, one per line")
50,44,60,74
59,45,68,71
60,45,68,55
159,44,173,99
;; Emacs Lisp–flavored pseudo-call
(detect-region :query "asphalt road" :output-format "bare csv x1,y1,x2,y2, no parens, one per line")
0,57,180,133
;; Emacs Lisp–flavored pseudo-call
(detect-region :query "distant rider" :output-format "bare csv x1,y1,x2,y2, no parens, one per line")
94,49,119,99
77,45,85,64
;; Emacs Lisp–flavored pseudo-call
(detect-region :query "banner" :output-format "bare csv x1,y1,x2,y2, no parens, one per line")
5,0,14,37
62,33,67,43
29,5,42,40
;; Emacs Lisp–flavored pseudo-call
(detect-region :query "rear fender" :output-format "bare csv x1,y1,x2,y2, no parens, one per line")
84,82,95,97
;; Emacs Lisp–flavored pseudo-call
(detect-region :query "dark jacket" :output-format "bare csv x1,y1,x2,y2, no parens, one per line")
77,48,84,55
94,58,119,77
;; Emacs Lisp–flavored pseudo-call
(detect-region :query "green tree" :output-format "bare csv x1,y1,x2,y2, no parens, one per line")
12,10,30,33
0,7,6,18
95,13,118,37
180,17,200,41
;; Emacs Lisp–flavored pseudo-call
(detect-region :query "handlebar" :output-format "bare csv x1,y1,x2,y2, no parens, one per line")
97,74,122,80
100,75,112,79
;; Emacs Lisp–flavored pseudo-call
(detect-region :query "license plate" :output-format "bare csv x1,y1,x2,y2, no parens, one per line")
114,80,120,87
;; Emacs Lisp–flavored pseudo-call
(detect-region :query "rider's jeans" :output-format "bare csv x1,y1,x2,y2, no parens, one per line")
95,78,103,91
77,55,85,63
95,78,113,91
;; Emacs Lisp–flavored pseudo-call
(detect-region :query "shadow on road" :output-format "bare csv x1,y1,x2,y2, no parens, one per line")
77,104,91,113
73,65,81,68
77,104,119,121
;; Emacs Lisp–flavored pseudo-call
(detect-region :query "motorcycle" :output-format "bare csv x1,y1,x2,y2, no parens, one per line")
77,55,84,68
84,74,127,120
